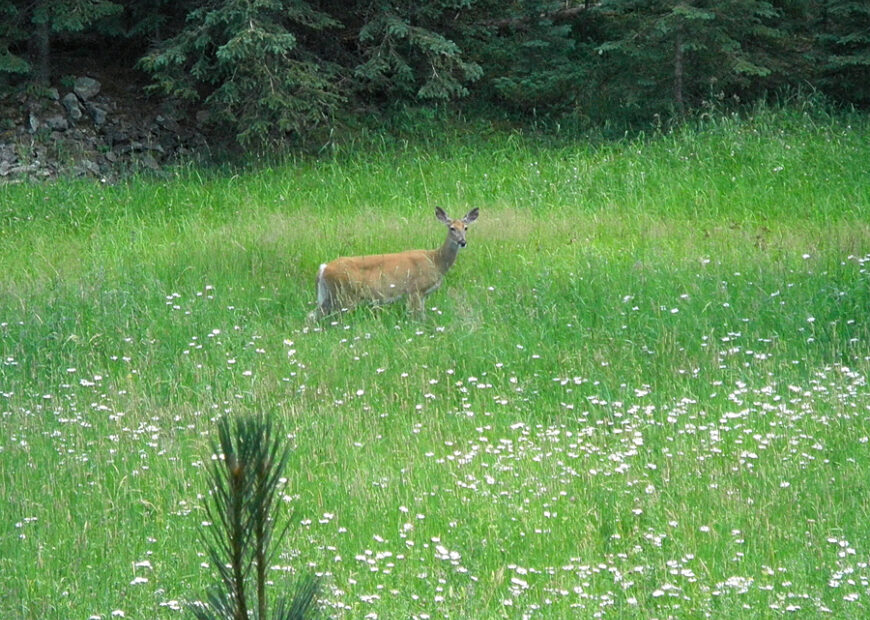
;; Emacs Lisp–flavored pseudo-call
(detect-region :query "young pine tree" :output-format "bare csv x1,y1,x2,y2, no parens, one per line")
191,414,319,620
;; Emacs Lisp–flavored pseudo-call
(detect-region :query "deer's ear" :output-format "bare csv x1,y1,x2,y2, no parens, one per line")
463,208,479,224
435,207,450,224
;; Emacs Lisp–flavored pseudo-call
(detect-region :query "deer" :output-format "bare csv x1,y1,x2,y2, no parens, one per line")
309,207,479,321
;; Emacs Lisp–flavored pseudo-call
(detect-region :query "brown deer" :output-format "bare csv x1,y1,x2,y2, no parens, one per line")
309,207,479,320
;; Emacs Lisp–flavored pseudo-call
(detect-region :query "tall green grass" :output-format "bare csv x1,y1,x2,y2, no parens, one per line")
1,106,869,618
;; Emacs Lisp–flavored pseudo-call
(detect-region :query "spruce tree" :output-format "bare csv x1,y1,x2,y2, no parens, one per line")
0,0,121,89
816,0,870,105
594,0,785,120
139,0,345,146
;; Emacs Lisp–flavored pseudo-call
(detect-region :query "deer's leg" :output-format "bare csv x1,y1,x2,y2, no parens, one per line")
407,292,426,317
308,299,328,323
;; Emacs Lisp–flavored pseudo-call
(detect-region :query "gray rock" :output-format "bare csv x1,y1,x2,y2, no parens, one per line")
103,127,129,146
79,159,101,175
156,114,181,132
7,163,39,176
140,153,160,170
45,114,69,131
62,93,83,121
73,77,101,101
87,103,107,126
0,144,15,162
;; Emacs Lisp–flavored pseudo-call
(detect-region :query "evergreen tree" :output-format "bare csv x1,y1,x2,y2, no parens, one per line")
0,0,866,148
593,0,785,121
139,0,345,146
120,0,199,44
192,414,319,620
140,1,486,145
0,2,29,84
469,0,597,115
0,0,121,88
353,0,483,102
816,1,870,106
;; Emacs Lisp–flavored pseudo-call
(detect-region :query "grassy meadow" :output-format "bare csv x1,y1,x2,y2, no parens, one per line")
1,107,869,618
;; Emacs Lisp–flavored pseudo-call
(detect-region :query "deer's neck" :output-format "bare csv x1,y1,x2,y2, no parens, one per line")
433,236,461,274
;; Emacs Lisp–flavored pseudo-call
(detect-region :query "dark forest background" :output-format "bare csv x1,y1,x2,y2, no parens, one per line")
2,1,868,148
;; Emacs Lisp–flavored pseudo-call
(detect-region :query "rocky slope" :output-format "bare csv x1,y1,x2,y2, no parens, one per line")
0,74,206,183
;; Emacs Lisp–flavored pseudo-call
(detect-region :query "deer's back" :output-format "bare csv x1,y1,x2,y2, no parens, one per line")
321,250,441,301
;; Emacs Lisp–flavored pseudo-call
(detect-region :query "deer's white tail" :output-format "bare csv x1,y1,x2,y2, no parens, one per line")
307,263,330,322
315,263,328,306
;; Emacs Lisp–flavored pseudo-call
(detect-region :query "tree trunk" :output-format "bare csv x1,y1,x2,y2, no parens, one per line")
673,32,685,116
29,0,52,85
